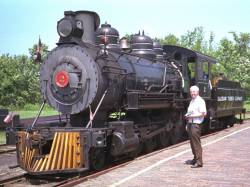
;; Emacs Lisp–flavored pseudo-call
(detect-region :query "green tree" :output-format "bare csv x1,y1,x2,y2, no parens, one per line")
215,32,250,89
179,26,208,53
159,34,179,45
0,41,49,108
158,27,216,56
0,54,41,107
230,32,250,56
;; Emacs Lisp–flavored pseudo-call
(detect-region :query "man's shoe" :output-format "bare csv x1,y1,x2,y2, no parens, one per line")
191,163,202,168
185,159,196,165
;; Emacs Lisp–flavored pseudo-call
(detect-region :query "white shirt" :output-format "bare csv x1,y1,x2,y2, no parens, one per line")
187,95,207,124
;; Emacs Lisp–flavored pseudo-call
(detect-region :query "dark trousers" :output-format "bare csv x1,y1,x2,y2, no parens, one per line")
187,123,203,166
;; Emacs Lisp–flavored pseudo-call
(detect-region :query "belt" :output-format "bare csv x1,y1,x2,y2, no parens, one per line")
188,123,201,125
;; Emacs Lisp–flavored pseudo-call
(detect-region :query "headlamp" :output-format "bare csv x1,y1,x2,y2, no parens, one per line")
57,17,83,38
57,18,73,38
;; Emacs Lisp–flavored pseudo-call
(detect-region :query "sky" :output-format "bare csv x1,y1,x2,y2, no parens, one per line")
0,0,249,55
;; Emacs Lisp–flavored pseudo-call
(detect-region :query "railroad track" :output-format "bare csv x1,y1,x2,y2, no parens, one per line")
0,129,220,186
1,118,249,186
0,144,16,154
52,121,250,187
0,168,27,186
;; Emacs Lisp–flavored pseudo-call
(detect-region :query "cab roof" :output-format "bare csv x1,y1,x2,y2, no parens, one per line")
163,45,217,64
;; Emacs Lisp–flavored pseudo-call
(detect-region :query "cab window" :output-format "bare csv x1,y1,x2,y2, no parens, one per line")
202,61,209,81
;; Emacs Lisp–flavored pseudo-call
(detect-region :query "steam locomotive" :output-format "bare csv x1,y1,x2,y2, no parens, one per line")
16,10,245,175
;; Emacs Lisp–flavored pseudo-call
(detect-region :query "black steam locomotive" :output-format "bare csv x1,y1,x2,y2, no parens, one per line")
16,10,245,175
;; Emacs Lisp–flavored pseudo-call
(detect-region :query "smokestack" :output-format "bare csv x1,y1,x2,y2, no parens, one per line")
74,11,100,44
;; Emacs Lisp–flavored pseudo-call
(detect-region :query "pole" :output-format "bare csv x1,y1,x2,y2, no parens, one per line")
86,89,108,128
30,100,46,129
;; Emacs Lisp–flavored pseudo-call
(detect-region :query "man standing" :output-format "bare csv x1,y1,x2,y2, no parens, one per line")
185,85,207,168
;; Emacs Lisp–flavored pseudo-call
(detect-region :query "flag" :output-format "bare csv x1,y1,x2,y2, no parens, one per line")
35,36,42,62
37,36,42,52
4,112,14,124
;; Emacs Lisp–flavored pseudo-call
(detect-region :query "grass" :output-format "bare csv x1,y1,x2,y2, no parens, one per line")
14,103,58,119
0,104,58,143
244,101,250,111
3,101,250,119
243,101,250,119
0,131,6,144
2,101,250,120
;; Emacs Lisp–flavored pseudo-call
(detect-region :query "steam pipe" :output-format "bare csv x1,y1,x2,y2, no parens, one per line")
171,61,184,88
147,64,167,91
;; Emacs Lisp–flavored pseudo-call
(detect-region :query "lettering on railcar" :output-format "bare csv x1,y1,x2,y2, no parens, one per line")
217,96,243,102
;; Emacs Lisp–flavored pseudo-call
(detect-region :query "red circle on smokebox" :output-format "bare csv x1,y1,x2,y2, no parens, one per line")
54,71,69,88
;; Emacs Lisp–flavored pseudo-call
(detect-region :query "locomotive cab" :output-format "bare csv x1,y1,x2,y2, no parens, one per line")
163,45,216,98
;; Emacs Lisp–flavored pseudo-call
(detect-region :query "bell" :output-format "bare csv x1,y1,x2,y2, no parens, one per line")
119,37,130,50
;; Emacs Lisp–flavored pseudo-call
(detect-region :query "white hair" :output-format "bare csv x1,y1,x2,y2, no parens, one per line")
190,85,199,92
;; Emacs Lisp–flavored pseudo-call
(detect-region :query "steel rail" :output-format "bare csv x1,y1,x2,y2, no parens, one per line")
53,121,250,187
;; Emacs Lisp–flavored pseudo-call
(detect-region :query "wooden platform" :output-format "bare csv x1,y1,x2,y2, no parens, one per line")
76,121,250,187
